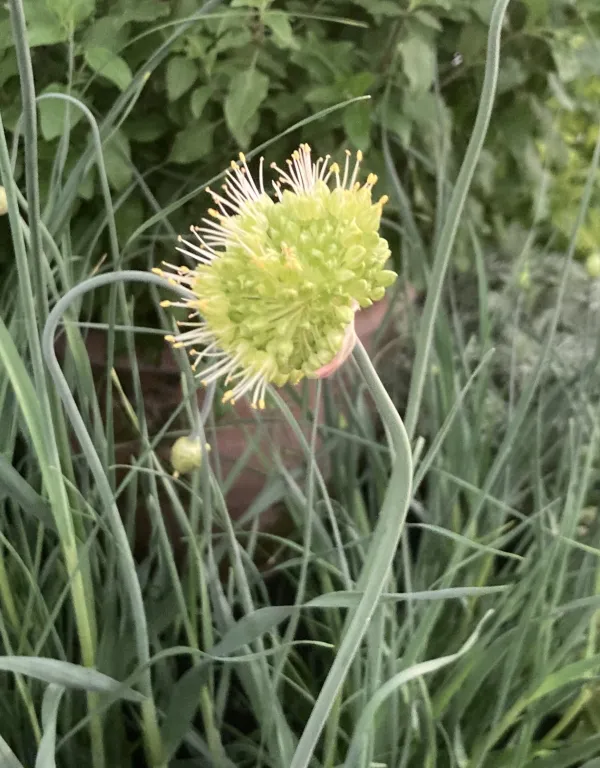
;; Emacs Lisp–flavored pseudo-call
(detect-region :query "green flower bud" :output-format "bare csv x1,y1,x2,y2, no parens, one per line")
170,436,210,478
518,267,531,290
586,253,600,278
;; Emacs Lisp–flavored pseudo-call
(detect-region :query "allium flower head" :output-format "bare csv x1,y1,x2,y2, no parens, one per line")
155,144,396,408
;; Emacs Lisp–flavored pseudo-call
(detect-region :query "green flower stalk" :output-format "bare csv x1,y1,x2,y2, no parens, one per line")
155,144,396,408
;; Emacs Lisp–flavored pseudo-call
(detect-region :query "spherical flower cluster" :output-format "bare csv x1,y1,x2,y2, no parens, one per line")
155,144,396,408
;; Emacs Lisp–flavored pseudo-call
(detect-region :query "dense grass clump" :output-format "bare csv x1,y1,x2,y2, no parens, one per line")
1,1,600,767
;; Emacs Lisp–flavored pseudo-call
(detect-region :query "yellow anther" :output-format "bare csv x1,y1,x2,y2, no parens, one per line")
239,152,246,162
330,162,340,173
357,150,363,161
159,300,171,307
164,335,176,343
259,399,266,410
378,195,389,206
151,267,163,276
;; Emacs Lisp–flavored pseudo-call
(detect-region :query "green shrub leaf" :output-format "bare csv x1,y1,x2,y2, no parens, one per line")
46,0,94,28
401,35,437,91
84,17,130,52
166,56,197,102
120,0,171,22
0,49,19,88
23,6,67,47
103,130,132,190
265,11,299,50
343,101,372,151
125,114,170,143
231,0,267,7
168,123,214,164
84,46,133,91
224,68,269,148
190,86,212,119
38,86,84,141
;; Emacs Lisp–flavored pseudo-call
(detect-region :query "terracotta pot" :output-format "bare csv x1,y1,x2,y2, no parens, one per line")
57,293,409,557
194,300,389,521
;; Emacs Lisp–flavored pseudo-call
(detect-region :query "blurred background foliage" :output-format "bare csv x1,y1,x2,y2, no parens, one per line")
1,0,599,273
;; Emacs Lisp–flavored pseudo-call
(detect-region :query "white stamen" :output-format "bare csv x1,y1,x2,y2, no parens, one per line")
349,151,362,189
341,150,351,189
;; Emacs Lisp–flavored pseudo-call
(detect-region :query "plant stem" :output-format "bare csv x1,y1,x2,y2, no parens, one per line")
42,272,192,766
403,0,511,441
289,340,413,768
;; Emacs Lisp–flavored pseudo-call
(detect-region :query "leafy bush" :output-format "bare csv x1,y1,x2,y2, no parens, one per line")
538,52,600,257
0,0,597,268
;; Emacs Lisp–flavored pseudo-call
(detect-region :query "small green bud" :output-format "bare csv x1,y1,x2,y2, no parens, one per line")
518,268,531,290
586,253,600,278
170,436,210,478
